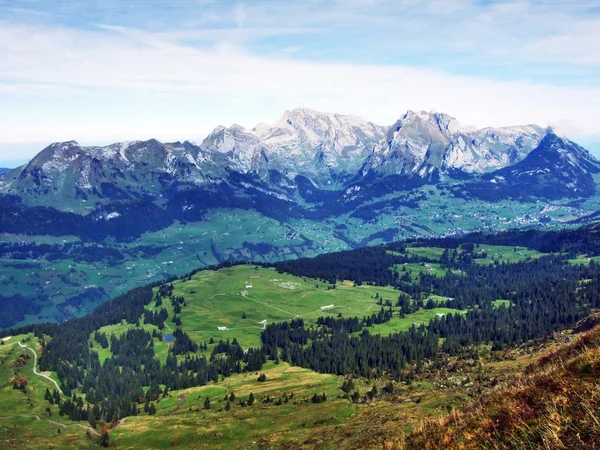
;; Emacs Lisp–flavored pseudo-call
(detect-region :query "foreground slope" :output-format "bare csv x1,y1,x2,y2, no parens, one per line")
404,317,600,449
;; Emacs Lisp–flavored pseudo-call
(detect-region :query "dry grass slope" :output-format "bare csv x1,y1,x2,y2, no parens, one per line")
402,318,600,450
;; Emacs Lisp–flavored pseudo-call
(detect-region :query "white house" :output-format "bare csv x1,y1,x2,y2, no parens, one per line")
320,305,335,311
217,326,227,331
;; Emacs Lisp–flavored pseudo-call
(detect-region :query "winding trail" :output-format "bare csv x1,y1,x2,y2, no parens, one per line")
49,419,100,436
75,423,100,436
17,341,63,394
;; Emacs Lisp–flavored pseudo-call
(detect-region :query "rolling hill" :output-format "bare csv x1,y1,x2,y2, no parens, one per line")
1,226,600,448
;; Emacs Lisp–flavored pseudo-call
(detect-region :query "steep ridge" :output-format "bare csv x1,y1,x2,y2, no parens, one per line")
0,108,561,205
463,132,600,200
492,132,600,197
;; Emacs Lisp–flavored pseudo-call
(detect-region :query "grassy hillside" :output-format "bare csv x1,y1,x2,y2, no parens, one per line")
404,318,600,449
5,320,595,449
110,361,351,449
155,265,466,349
89,264,465,363
2,229,600,449
0,335,95,449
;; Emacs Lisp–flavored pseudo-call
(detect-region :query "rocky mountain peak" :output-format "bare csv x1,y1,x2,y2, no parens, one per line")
2,108,594,204
400,110,462,136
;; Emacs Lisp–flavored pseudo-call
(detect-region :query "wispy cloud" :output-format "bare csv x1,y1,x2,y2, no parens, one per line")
0,0,598,158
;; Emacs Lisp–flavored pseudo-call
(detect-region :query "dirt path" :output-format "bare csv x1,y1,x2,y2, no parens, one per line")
75,423,100,436
48,419,100,436
49,420,67,428
17,341,63,394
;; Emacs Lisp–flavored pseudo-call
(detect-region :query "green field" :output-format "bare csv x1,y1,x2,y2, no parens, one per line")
86,264,469,363
393,262,448,279
110,361,354,449
568,255,600,266
156,265,402,349
404,246,449,259
367,307,467,336
471,245,546,264
404,244,547,265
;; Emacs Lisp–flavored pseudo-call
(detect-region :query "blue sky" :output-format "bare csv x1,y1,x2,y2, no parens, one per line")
0,0,599,165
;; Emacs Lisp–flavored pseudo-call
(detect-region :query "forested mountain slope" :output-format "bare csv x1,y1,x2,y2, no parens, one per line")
1,225,600,448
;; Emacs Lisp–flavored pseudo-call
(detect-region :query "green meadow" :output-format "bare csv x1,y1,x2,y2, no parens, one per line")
471,245,546,264
155,265,402,349
568,255,600,265
110,361,354,449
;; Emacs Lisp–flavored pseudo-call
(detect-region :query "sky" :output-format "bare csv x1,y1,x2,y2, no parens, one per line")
0,0,599,166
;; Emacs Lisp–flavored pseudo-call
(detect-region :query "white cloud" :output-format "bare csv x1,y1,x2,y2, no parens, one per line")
0,14,598,156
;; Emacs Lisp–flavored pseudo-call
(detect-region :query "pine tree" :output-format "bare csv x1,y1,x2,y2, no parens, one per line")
98,430,110,448
45,387,52,403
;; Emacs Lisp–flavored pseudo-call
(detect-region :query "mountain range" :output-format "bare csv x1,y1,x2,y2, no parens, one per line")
1,108,598,212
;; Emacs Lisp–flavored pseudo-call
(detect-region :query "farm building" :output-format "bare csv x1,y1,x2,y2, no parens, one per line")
245,285,253,289
320,305,335,311
240,290,248,296
217,326,227,331
250,275,260,279
436,313,445,318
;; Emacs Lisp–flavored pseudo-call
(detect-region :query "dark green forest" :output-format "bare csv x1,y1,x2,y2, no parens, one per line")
2,224,600,428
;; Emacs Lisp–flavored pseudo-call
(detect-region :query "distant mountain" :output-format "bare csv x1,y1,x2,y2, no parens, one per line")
360,111,545,178
0,168,9,176
0,108,572,204
494,132,600,196
0,108,597,230
461,132,600,201
253,108,386,184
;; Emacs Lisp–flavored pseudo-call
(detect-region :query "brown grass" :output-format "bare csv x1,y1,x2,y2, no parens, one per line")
400,324,600,450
